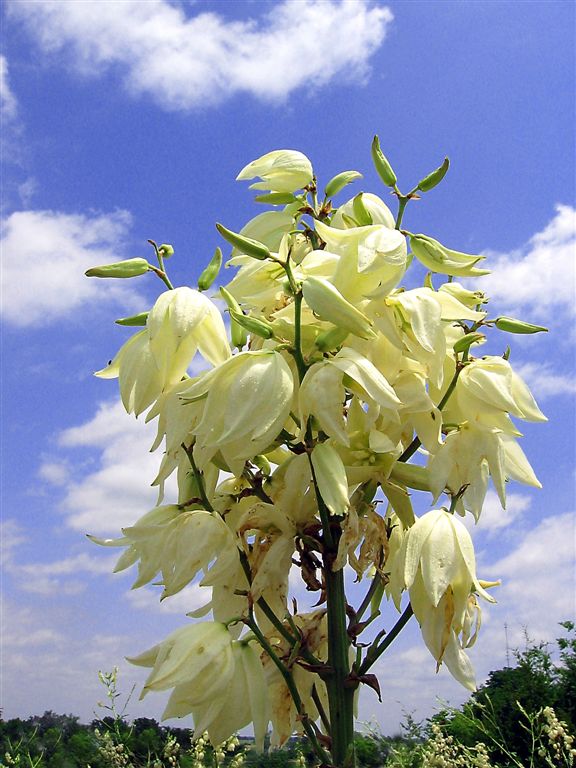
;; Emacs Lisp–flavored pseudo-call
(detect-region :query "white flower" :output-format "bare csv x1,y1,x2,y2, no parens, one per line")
147,287,230,379
236,149,313,193
129,622,235,700
181,350,294,475
96,288,230,416
165,641,269,749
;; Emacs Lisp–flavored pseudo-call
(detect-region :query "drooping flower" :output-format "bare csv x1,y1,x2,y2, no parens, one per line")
400,508,497,689
164,641,269,750
96,288,230,416
236,149,313,193
129,622,235,701
181,350,295,475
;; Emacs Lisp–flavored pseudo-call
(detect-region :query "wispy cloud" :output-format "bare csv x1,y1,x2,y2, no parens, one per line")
7,0,393,111
0,54,18,121
1,208,143,327
42,399,169,534
513,361,576,399
481,204,576,322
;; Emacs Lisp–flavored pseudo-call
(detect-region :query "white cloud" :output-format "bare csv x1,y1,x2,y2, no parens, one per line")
0,519,27,568
481,204,576,321
481,512,575,647
126,582,209,615
469,490,531,536
38,461,70,486
1,208,144,327
360,510,576,732
46,399,171,534
7,0,393,110
513,361,576,399
0,54,18,121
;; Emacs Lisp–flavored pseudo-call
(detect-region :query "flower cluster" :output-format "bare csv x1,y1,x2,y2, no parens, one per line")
88,145,546,753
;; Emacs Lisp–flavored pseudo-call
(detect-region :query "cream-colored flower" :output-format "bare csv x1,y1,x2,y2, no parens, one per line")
96,288,230,416
331,192,396,230
236,149,313,193
181,350,294,475
147,287,230,379
129,622,235,700
166,641,269,749
400,508,497,689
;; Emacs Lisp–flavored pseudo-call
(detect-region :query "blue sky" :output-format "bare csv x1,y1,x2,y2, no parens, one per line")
1,0,575,736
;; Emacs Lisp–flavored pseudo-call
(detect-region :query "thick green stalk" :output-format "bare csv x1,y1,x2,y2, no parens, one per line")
324,557,356,767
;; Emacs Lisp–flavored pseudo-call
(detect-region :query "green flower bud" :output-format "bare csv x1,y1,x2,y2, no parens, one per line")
388,462,431,492
371,135,397,187
410,234,490,278
197,247,223,292
494,316,548,334
314,326,350,352
311,442,350,517
417,157,450,192
219,286,248,349
252,455,272,476
85,258,151,278
352,193,373,226
115,311,149,327
453,332,486,354
216,223,271,261
229,309,275,340
159,244,174,257
254,192,297,204
324,170,363,199
302,276,376,340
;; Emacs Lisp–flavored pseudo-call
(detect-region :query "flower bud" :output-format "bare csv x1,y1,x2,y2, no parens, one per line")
216,223,271,261
417,157,450,192
115,311,149,327
159,244,174,258
302,276,376,340
371,135,397,187
314,326,350,352
85,257,150,278
311,442,350,517
388,461,431,492
254,192,297,204
197,247,222,292
352,193,373,226
219,287,248,349
324,170,363,199
494,316,548,334
453,332,486,354
228,309,275,340
410,234,490,278
439,282,487,308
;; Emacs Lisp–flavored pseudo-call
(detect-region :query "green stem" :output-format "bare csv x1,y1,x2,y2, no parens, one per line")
324,560,355,767
246,615,331,765
357,603,414,676
395,197,409,231
182,443,214,512
148,240,175,290
394,185,418,230
355,572,383,623
149,265,175,290
238,549,321,667
397,357,465,463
